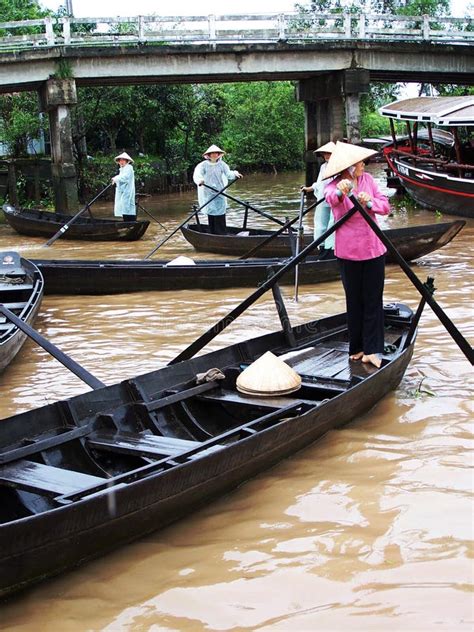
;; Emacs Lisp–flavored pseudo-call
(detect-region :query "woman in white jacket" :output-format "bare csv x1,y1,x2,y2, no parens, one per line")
301,141,336,259
193,144,242,235
111,152,136,221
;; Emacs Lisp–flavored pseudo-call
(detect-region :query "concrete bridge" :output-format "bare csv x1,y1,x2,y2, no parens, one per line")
0,11,473,210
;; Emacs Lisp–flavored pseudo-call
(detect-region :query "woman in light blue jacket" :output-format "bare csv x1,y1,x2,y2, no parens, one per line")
301,141,336,259
193,144,243,235
112,152,136,221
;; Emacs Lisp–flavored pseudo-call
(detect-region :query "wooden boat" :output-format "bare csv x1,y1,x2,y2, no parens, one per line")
0,251,44,371
32,218,465,295
0,300,417,598
379,96,474,218
2,204,150,241
180,220,465,258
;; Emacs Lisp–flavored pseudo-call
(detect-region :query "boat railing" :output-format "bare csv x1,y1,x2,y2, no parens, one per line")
0,12,472,50
389,147,473,177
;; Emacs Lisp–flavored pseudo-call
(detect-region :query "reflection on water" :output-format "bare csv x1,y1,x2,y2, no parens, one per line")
0,165,473,630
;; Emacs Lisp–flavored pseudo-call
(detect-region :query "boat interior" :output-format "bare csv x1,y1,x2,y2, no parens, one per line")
0,252,42,338
0,304,413,523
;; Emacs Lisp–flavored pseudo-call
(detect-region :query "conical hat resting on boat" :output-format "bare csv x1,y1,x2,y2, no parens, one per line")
323,141,377,179
236,351,302,396
165,256,196,266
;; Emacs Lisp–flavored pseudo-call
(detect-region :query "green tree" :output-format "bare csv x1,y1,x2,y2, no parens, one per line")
218,82,304,172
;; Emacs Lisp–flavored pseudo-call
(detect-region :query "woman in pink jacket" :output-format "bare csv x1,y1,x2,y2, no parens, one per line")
324,142,390,368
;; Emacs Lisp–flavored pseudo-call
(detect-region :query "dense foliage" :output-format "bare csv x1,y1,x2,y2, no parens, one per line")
0,0,471,202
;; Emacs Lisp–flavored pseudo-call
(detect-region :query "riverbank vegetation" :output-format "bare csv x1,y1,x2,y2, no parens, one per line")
0,0,472,203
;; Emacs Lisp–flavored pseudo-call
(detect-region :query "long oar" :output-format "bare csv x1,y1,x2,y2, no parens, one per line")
169,206,358,365
44,183,113,247
294,190,306,302
0,305,105,389
143,180,237,260
347,194,473,365
203,184,287,227
239,197,323,260
136,200,166,230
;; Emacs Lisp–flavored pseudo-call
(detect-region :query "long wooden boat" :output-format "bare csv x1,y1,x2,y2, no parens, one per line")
32,218,464,295
2,204,150,241
0,251,44,372
0,301,416,598
180,220,464,258
379,96,474,218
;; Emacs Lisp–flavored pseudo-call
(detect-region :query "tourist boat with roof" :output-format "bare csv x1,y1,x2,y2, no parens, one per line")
379,96,474,218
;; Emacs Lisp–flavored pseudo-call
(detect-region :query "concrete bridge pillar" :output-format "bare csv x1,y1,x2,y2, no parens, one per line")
297,70,370,184
40,78,79,212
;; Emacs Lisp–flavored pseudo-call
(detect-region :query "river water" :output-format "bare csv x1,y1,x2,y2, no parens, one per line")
0,165,473,631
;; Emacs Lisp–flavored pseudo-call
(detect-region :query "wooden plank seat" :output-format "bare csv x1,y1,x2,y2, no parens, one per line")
0,283,34,292
0,459,107,497
87,431,222,460
0,302,28,310
198,388,321,408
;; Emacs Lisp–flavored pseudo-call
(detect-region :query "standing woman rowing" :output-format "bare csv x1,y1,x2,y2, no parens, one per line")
324,141,390,369
112,152,136,222
193,145,243,235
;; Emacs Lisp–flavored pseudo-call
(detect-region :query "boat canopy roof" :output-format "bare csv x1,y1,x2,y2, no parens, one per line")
379,96,474,126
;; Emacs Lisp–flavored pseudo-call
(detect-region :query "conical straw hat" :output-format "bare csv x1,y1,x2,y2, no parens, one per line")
314,141,336,154
114,151,134,163
165,256,196,266
236,351,301,396
322,141,377,179
203,144,225,157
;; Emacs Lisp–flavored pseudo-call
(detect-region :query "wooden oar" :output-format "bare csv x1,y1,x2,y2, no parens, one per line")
239,197,322,260
0,305,105,389
43,183,113,247
169,206,358,365
294,190,306,302
203,184,287,227
136,200,166,230
143,179,237,260
347,194,473,365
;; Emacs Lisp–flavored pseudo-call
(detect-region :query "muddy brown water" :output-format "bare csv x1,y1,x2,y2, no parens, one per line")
0,167,473,631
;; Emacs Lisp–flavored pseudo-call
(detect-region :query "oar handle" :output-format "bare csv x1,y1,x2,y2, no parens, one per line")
347,194,473,365
0,305,105,389
44,183,113,247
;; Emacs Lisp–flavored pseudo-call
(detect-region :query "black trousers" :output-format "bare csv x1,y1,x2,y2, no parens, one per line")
338,255,386,355
122,214,136,222
208,214,226,235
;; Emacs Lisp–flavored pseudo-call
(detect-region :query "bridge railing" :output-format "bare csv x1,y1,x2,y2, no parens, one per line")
0,12,472,51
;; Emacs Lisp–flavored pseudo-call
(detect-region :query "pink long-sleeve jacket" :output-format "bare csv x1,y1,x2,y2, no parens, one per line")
325,172,391,261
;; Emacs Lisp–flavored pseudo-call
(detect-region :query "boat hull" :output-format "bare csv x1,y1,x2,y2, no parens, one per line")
2,205,150,241
0,256,44,372
0,306,415,597
181,220,465,258
385,152,474,218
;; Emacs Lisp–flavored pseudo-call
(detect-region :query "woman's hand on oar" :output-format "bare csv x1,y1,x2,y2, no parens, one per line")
43,183,113,247
143,179,237,260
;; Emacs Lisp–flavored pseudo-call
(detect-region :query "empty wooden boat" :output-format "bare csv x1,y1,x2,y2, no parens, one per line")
0,251,44,372
2,204,149,241
0,301,417,598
